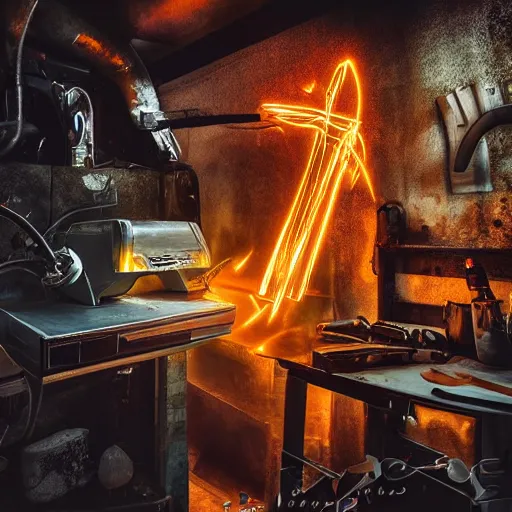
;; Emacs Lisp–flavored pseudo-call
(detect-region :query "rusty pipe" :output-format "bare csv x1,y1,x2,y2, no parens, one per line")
31,0,180,161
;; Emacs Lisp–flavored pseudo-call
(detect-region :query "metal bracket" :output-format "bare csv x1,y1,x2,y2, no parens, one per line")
437,83,503,194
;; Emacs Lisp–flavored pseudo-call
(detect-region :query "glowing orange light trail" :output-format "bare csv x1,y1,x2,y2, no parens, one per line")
241,304,269,329
258,60,374,320
234,249,254,273
249,294,261,311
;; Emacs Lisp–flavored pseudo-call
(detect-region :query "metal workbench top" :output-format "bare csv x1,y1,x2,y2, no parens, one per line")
257,336,512,417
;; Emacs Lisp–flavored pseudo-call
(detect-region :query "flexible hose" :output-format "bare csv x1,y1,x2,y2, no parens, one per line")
0,260,43,274
0,0,39,159
0,205,57,265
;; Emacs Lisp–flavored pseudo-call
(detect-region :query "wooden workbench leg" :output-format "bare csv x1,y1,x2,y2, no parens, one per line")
281,372,308,494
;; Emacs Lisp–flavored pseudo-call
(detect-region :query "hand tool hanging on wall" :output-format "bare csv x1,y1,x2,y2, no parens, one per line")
437,80,512,194
437,84,495,194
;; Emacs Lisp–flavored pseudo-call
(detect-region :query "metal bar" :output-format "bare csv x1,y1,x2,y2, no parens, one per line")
281,449,342,480
160,114,261,130
454,104,512,173
281,373,308,492
42,337,215,384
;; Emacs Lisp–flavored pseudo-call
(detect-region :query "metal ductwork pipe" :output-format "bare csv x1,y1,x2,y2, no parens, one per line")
0,0,39,159
30,0,180,161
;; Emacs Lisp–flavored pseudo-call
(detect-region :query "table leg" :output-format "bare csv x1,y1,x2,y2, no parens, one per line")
281,372,308,493
161,353,188,512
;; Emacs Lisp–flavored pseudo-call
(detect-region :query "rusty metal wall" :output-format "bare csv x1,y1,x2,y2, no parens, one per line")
159,0,512,502
160,0,512,318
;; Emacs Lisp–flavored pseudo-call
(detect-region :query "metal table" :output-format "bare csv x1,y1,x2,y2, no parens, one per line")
257,337,512,510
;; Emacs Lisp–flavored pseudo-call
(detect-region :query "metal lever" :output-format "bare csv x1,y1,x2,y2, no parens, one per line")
159,113,261,130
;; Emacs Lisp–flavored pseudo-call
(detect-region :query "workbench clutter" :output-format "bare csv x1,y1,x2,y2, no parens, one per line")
315,258,512,375
275,453,510,511
314,318,451,373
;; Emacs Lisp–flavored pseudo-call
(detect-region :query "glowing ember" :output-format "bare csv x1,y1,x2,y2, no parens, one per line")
302,81,316,94
258,60,374,320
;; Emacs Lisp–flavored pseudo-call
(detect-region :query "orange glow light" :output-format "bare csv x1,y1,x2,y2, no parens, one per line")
249,294,261,311
234,250,254,273
240,304,270,329
302,81,316,94
259,60,374,320
73,34,129,71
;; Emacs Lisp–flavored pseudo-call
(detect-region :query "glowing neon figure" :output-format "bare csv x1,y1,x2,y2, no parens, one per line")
258,60,374,320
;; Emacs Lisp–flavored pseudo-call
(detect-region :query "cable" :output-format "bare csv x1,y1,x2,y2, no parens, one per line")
0,262,42,277
0,205,57,265
0,0,39,159
43,200,117,240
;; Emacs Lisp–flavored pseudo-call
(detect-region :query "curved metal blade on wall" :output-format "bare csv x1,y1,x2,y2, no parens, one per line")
436,82,504,194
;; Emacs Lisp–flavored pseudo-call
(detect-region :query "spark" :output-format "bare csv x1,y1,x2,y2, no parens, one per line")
258,60,374,320
249,294,261,311
240,304,269,329
234,249,254,273
302,81,316,94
